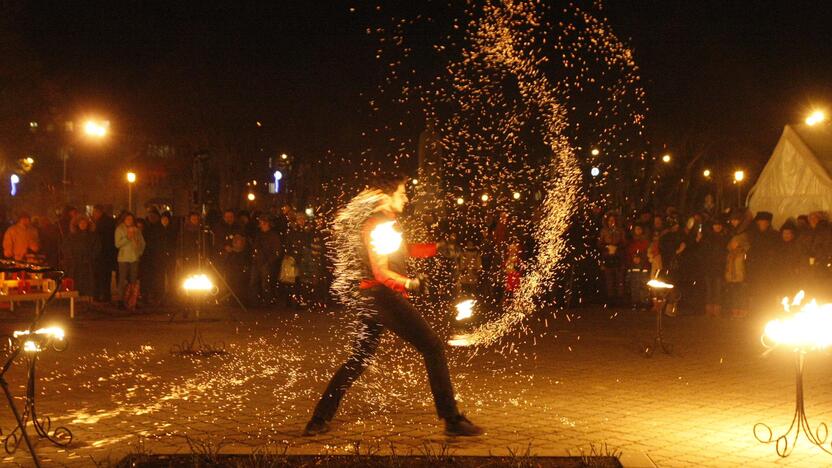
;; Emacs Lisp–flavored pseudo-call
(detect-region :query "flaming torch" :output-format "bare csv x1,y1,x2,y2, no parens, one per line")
455,299,476,321
369,221,402,255
755,291,832,457
642,278,675,357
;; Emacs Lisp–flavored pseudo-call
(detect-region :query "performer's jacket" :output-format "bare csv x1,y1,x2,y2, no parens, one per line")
359,211,410,293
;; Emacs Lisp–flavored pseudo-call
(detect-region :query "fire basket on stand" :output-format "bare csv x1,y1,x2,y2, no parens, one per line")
755,291,832,457
642,279,675,357
170,273,228,357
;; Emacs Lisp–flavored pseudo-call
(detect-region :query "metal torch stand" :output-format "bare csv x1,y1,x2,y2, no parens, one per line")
170,302,228,357
642,290,673,357
754,352,832,457
0,265,72,467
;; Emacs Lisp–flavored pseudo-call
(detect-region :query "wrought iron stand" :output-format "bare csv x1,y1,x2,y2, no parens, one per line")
0,264,72,467
754,352,832,457
642,291,673,357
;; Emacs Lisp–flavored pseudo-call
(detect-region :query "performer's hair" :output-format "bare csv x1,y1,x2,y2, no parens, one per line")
371,172,409,195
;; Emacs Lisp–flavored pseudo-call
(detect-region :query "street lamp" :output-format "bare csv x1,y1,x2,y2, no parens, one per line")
83,120,108,138
456,197,464,205
661,154,671,163
734,170,745,207
590,167,601,177
590,148,600,156
806,110,826,126
512,191,521,200
126,172,136,212
247,192,256,202
480,194,489,202
703,169,712,178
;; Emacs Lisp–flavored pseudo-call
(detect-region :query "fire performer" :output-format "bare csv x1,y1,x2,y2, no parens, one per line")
304,173,483,437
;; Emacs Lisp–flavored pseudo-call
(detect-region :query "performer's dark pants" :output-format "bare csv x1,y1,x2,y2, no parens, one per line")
312,286,459,421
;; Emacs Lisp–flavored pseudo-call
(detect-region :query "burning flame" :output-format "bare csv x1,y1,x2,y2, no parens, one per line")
182,274,215,292
23,340,40,353
14,326,65,341
764,291,832,350
370,221,402,255
647,279,674,289
455,299,476,321
448,334,473,347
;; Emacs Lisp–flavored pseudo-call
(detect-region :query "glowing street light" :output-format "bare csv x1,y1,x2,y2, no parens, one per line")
734,170,745,182
480,194,489,202
126,171,136,212
412,178,419,185
247,192,256,202
590,148,600,156
456,197,464,205
661,154,671,163
512,191,521,200
703,169,712,178
806,110,826,126
280,153,288,160
83,119,109,139
590,167,601,177
304,207,314,217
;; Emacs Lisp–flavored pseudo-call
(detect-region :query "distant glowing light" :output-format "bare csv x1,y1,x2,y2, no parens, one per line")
83,120,108,138
480,194,489,202
661,154,671,163
647,279,674,289
370,221,402,255
703,169,712,178
273,170,283,193
10,174,19,196
455,299,476,321
806,111,826,126
126,172,136,183
280,153,288,160
763,291,832,350
182,274,215,293
512,191,521,200
734,170,745,183
23,157,34,165
456,197,464,205
305,207,314,217
590,167,600,177
247,193,256,201
590,148,600,156
412,178,419,185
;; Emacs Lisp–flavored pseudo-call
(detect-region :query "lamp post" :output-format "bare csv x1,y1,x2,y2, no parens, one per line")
126,172,136,212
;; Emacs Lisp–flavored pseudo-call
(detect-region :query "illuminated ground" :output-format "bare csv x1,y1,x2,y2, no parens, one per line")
0,302,829,467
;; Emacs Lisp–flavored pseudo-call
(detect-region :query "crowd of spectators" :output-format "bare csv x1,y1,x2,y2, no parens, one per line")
597,206,831,317
0,205,329,311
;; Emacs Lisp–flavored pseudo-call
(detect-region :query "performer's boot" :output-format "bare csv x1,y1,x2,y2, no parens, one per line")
302,416,330,436
444,413,484,436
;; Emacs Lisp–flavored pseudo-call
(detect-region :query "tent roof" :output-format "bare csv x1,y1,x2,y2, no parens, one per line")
792,123,832,176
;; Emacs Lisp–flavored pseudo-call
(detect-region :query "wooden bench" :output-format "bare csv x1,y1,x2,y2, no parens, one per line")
6,291,81,318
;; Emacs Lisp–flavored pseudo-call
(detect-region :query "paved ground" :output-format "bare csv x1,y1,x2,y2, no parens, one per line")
0,300,830,467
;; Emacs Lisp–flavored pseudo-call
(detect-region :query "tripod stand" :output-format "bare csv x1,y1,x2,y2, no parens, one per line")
642,280,675,357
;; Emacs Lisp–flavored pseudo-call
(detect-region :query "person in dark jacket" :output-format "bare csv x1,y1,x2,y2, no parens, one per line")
799,211,832,300
249,216,282,305
779,221,802,299
700,218,730,317
140,209,165,306
159,212,178,299
747,211,781,312
92,206,117,302
62,216,101,297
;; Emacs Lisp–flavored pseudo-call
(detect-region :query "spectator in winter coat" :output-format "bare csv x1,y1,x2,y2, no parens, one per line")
250,216,282,305
779,221,802,299
725,210,750,318
115,213,146,309
799,211,832,299
92,206,117,302
3,212,39,261
598,213,625,303
700,218,729,317
62,216,101,297
747,211,781,311
625,224,651,307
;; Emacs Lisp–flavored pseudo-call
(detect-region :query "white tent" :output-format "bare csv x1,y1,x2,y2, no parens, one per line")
747,123,832,228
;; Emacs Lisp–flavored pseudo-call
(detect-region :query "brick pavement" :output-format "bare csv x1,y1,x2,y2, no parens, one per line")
0,302,829,467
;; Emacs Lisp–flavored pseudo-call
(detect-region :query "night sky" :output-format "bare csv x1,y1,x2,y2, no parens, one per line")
8,0,832,165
